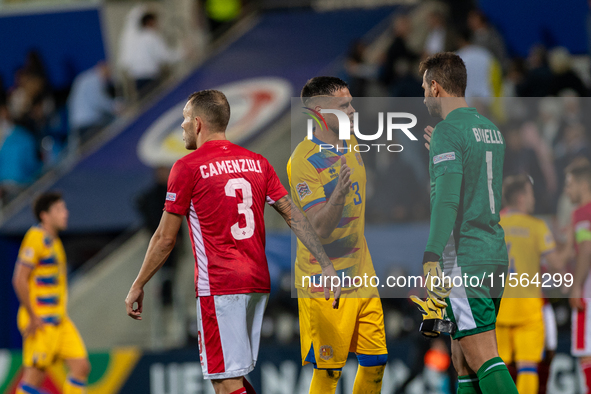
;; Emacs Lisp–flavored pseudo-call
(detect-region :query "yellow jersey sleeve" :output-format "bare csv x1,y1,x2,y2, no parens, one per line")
288,155,329,212
17,229,44,268
537,220,556,256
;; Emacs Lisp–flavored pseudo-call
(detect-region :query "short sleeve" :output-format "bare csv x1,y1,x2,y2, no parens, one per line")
288,156,327,211
17,230,42,268
537,220,556,255
164,160,194,216
264,159,288,205
430,123,464,179
574,214,591,244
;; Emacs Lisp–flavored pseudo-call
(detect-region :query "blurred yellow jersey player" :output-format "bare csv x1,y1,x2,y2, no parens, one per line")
288,77,387,394
12,192,90,394
496,175,561,394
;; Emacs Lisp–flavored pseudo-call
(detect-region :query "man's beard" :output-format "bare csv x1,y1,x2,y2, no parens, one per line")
185,137,197,150
425,96,442,118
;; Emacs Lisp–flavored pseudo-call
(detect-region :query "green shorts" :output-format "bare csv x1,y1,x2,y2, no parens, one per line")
443,263,508,340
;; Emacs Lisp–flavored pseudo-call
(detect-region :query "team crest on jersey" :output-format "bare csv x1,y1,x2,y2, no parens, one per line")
296,182,312,200
23,247,34,259
433,152,456,164
355,152,364,166
319,345,334,360
545,233,553,245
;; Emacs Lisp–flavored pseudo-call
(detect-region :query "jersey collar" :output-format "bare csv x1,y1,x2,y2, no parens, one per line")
310,134,347,156
446,107,477,119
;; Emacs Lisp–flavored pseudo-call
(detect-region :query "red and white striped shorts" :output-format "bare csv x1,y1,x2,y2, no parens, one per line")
572,298,591,357
197,293,269,379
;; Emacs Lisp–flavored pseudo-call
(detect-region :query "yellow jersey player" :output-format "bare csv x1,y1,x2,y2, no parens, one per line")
288,77,387,394
12,192,90,394
496,175,561,394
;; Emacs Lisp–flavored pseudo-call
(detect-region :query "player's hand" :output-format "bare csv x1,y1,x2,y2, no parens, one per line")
125,286,144,320
570,286,584,310
334,157,352,199
423,261,452,308
321,264,341,309
424,126,433,151
410,295,444,338
23,314,44,338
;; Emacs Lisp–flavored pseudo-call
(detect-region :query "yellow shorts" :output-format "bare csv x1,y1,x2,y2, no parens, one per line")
496,317,544,364
298,293,387,369
19,317,88,369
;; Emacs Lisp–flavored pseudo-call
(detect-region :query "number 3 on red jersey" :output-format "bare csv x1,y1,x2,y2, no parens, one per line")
225,178,255,240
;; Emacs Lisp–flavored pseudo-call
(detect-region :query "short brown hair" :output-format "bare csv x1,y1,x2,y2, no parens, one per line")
502,175,531,206
187,90,231,132
419,52,467,97
33,192,62,222
301,76,349,106
566,158,591,186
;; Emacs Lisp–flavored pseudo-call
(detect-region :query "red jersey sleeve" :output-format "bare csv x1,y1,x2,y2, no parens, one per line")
264,158,288,205
164,160,194,215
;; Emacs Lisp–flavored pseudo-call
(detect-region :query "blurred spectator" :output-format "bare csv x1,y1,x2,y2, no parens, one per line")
502,58,526,97
22,50,48,81
562,95,591,128
423,10,455,56
455,29,494,102
119,10,185,98
369,151,427,222
380,14,420,91
520,121,557,192
554,122,591,185
536,97,564,146
8,67,55,139
548,47,588,97
135,166,183,306
503,123,554,213
516,45,553,97
467,9,508,70
0,77,7,129
344,40,377,97
68,62,120,148
0,106,41,204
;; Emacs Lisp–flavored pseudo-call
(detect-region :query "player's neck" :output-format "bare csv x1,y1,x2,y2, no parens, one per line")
314,127,345,149
506,205,527,215
40,222,58,238
440,97,469,119
198,132,227,148
580,192,591,207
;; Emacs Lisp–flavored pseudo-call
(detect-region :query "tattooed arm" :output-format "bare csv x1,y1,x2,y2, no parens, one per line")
306,158,352,238
273,195,341,307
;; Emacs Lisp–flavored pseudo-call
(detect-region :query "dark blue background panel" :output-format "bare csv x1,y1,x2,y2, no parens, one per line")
0,6,106,90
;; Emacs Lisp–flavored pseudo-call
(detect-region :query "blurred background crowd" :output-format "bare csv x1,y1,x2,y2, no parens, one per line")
2,0,590,217
0,0,590,392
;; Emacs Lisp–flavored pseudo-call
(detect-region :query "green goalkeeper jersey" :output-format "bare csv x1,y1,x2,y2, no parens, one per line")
429,107,507,267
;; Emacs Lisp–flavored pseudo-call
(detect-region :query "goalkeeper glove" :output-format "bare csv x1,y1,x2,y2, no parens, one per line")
410,295,456,338
423,255,452,308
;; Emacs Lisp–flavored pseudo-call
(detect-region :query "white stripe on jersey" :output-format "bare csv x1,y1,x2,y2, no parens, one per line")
190,201,211,296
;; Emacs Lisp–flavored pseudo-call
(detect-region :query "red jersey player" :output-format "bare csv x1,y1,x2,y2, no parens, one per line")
125,90,340,394
565,161,591,393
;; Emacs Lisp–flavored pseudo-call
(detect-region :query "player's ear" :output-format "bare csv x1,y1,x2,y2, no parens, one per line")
194,116,202,134
431,80,440,97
